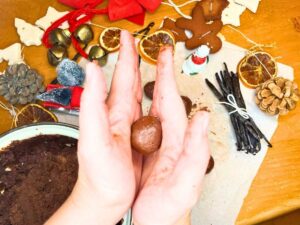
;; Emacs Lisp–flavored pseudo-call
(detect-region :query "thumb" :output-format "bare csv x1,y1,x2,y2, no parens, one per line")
79,62,111,157
183,111,210,168
171,111,210,205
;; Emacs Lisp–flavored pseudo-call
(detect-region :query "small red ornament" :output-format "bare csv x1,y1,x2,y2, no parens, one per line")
192,54,207,65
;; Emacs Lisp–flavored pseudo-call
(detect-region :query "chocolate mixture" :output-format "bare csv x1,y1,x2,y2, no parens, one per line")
0,135,78,225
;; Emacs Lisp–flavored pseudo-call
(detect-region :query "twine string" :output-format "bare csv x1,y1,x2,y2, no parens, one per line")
217,94,250,119
0,101,18,128
227,25,277,78
89,22,154,38
227,25,276,50
161,0,201,19
248,51,273,77
232,27,254,47
165,0,200,8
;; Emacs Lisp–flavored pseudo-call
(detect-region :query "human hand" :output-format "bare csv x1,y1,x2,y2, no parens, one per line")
133,47,210,225
45,30,142,225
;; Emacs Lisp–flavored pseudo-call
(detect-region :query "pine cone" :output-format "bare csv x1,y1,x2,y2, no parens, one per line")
0,64,45,105
255,77,299,115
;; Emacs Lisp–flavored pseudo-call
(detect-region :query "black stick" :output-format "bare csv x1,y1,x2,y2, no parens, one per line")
133,22,155,38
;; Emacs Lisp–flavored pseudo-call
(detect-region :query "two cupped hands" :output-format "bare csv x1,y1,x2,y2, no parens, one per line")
46,30,210,225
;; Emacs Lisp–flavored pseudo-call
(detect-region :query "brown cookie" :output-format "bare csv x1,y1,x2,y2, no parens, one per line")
161,17,188,42
197,0,229,22
175,5,223,53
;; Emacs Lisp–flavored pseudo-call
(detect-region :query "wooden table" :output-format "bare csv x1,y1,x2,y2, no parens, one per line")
0,0,299,224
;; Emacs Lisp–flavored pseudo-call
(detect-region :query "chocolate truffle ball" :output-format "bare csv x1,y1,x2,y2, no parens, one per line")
181,96,192,116
206,156,214,174
144,81,155,100
131,116,162,155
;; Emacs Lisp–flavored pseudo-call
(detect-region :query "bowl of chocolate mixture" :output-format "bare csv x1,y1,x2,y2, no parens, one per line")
0,122,130,225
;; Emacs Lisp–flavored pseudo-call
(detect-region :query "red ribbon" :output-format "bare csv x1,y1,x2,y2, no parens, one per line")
43,84,83,109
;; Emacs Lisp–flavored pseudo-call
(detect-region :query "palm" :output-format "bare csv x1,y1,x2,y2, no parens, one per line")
133,47,210,225
76,31,142,224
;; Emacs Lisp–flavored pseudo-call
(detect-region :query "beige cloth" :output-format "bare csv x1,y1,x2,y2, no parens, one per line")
57,41,294,225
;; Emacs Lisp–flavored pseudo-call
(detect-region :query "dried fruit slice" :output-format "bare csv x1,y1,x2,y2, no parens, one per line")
99,27,121,52
138,30,175,64
14,104,58,127
237,51,277,89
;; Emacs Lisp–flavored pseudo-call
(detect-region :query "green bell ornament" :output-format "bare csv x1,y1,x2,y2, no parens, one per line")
74,24,94,44
47,45,68,66
49,28,71,48
88,45,108,66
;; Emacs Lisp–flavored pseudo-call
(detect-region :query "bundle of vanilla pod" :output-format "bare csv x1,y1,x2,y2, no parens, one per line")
205,63,272,155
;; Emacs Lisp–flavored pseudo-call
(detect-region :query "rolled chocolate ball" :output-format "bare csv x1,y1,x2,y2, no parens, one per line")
131,116,162,155
206,156,214,174
181,96,192,116
144,81,155,100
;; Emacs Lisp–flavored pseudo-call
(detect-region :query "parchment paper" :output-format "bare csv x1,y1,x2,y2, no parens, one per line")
57,41,294,225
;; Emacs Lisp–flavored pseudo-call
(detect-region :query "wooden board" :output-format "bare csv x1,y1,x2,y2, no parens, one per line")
0,0,299,224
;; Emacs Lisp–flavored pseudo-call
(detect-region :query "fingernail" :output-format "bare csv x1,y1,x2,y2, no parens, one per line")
160,45,173,53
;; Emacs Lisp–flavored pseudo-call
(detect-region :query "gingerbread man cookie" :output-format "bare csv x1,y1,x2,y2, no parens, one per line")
161,17,188,42
175,5,223,53
197,0,229,22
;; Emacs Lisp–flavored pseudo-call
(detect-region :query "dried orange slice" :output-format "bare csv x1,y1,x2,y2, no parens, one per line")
99,27,121,52
237,51,277,89
14,104,58,127
138,30,175,64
